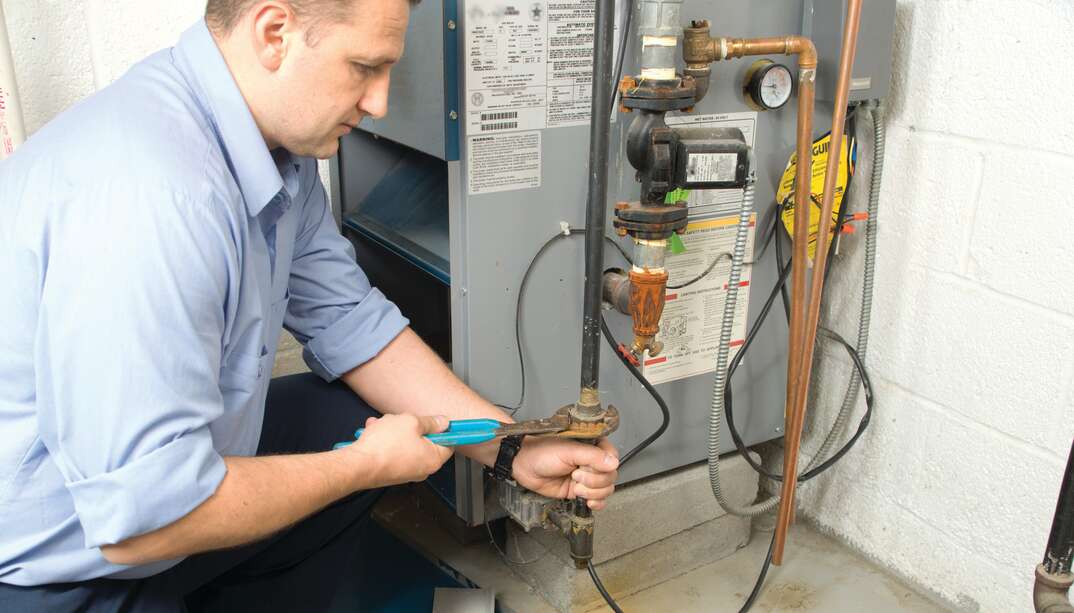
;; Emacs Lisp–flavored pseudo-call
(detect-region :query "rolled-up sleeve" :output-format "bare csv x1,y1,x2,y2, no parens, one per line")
284,163,409,381
37,184,232,548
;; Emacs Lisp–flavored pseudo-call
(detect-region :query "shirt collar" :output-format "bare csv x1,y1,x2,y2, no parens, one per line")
174,20,294,217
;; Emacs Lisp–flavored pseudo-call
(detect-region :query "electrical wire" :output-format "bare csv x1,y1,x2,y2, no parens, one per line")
740,532,777,613
483,513,545,566
494,229,583,414
588,560,626,613
666,251,730,290
494,231,630,414
600,314,670,466
723,261,874,482
609,0,634,116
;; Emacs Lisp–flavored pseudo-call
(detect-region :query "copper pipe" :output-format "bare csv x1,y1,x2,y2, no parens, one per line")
772,0,864,566
682,22,818,566
781,53,816,545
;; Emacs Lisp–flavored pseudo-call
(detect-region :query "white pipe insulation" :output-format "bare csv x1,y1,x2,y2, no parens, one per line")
638,0,682,81
0,1,26,159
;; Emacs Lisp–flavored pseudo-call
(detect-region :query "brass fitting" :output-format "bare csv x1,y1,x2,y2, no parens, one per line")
682,19,817,70
683,20,717,64
629,268,670,358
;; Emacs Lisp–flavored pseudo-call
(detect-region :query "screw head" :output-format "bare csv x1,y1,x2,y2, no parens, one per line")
449,110,458,120
447,19,457,30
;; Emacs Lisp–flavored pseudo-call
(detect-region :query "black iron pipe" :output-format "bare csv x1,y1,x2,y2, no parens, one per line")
579,0,617,395
1045,440,1074,574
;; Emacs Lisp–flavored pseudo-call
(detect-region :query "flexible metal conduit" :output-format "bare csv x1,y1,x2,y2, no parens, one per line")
809,101,883,470
708,103,884,518
707,176,779,517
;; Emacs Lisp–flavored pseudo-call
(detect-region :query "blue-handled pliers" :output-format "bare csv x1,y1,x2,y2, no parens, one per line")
332,417,565,449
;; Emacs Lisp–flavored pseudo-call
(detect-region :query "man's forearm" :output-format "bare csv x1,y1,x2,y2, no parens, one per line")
341,328,510,467
101,450,369,566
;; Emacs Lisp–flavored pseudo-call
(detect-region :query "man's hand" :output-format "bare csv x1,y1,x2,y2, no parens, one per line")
344,414,454,487
510,437,619,510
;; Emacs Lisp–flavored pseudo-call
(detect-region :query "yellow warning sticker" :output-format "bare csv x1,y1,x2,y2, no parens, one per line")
776,132,855,260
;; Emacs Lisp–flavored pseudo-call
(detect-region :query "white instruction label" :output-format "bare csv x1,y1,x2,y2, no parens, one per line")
464,0,621,135
641,215,756,385
686,152,739,183
468,131,542,195
665,111,758,217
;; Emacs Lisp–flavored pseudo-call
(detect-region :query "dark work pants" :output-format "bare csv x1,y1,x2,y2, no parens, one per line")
0,373,383,613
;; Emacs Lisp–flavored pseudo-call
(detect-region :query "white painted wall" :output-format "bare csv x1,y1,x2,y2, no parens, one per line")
5,0,1073,610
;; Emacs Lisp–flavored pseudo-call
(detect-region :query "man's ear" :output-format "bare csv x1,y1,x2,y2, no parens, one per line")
249,1,297,71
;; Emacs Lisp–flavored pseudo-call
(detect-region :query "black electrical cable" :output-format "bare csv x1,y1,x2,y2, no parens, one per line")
600,314,670,466
494,231,631,414
609,0,634,116
666,252,729,290
739,532,777,613
588,559,626,613
723,252,874,483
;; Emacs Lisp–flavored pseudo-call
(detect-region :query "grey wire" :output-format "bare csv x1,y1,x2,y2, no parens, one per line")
483,517,545,566
804,101,883,472
707,178,779,517
707,102,884,517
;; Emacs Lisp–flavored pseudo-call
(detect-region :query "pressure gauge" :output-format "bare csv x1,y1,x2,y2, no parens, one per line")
744,60,794,111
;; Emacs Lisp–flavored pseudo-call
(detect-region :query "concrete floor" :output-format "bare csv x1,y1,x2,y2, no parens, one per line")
600,525,945,613
374,488,948,613
274,341,949,612
272,342,947,612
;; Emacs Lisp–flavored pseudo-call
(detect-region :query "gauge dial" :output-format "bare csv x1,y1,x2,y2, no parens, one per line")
744,60,794,111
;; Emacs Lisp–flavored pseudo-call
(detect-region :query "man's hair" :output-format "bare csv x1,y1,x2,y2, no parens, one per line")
205,0,419,38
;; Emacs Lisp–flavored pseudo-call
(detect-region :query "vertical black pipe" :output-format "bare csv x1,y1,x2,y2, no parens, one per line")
579,0,617,394
1045,440,1074,574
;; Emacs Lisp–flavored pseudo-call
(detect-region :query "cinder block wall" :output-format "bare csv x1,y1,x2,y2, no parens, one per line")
791,1,1074,611
6,1,1073,610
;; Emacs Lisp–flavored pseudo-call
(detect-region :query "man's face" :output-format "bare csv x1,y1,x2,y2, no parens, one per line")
273,0,409,158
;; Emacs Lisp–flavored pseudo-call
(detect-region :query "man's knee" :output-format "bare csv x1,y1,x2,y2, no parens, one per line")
259,373,381,455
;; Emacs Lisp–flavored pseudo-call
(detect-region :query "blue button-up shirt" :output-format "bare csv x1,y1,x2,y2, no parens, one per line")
0,20,409,585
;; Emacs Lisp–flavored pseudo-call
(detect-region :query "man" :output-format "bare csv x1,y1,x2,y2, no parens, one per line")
0,0,619,610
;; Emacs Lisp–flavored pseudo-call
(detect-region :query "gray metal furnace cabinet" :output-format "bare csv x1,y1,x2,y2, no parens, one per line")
330,0,894,524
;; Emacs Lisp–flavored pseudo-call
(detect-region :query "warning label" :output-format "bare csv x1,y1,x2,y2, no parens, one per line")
464,0,620,135
641,215,756,386
467,131,542,195
685,152,739,184
665,111,758,217
636,111,759,385
775,131,856,260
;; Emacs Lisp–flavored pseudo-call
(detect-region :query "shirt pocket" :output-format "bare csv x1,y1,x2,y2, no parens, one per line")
269,290,290,336
219,347,265,397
